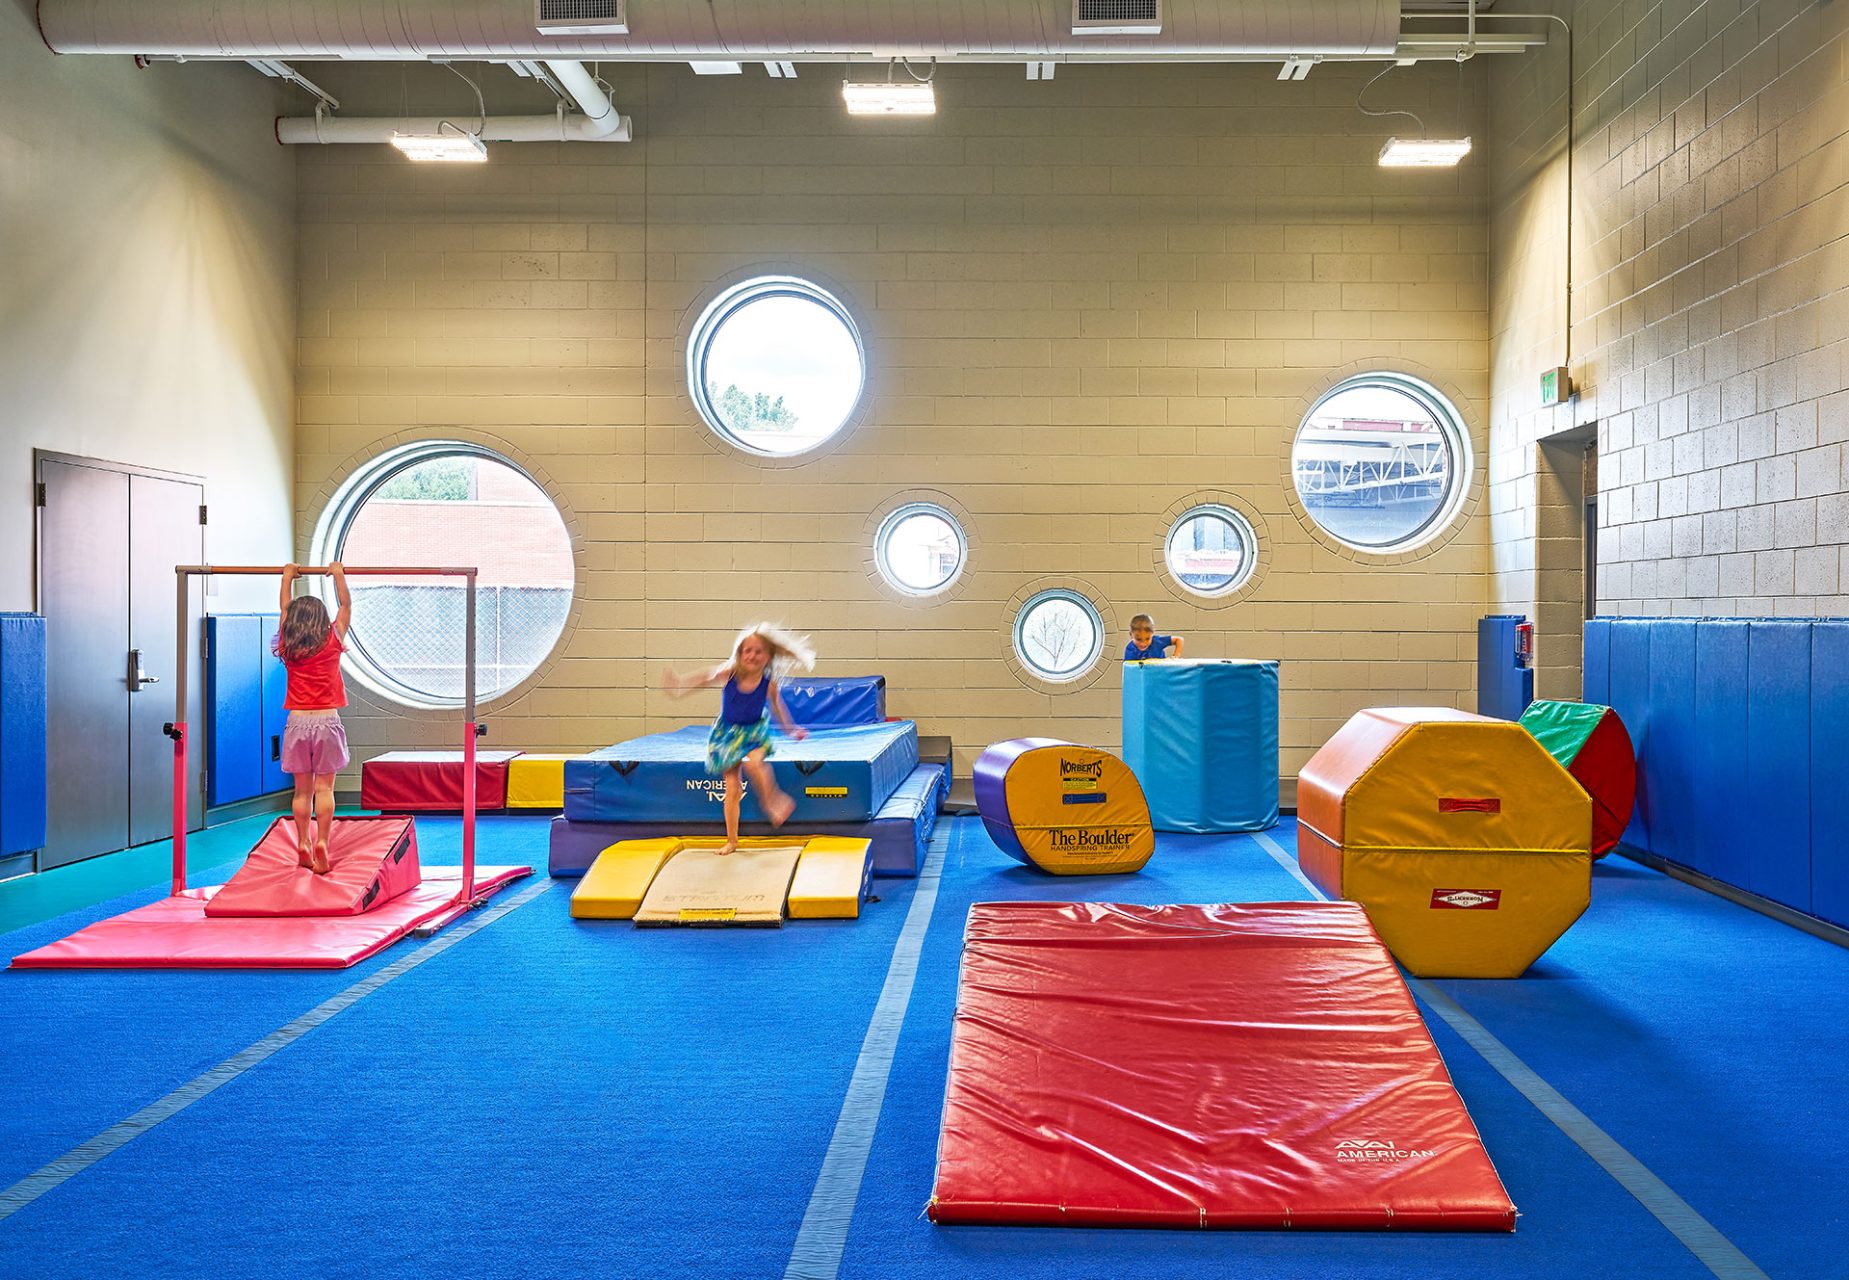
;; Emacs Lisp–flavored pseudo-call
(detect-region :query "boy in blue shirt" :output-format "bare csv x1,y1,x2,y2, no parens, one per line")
1124,614,1184,660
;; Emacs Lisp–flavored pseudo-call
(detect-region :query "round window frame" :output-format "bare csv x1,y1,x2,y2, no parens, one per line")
1288,371,1475,556
1011,587,1106,685
1163,503,1260,599
873,501,967,598
686,274,869,459
307,439,576,711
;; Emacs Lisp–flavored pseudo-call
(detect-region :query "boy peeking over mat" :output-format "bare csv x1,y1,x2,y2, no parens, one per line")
1124,614,1184,661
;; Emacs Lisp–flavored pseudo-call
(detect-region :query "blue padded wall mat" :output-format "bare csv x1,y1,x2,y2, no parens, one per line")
1746,621,1812,911
1645,620,1697,875
1582,617,1611,704
259,612,288,794
1693,621,1750,888
0,613,48,856
779,675,886,727
206,614,264,807
1812,623,1849,928
1606,619,1654,853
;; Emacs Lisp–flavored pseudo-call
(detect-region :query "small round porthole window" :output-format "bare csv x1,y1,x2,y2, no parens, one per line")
1165,504,1258,597
1013,589,1104,682
688,276,866,456
875,503,966,596
1291,373,1471,551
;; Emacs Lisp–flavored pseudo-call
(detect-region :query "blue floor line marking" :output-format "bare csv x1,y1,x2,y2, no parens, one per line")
0,877,556,1223
1250,829,1768,1280
782,820,952,1280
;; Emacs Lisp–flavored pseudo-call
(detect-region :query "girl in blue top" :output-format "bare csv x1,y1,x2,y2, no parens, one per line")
663,624,814,854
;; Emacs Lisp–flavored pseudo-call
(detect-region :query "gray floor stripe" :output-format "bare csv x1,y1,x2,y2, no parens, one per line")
0,876,555,1222
783,821,952,1280
1251,827,1768,1280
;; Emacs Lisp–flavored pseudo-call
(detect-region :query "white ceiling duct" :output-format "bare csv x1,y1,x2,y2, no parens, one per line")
38,0,1404,60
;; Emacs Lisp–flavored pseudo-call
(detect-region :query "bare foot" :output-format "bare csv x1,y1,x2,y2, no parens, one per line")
297,840,314,869
310,840,332,875
767,793,796,827
717,840,738,856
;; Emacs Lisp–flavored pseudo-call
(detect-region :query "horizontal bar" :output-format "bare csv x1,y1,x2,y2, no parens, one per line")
174,564,478,578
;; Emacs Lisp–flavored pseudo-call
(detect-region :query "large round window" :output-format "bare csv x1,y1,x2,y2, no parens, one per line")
315,444,573,707
1165,505,1257,597
688,276,866,456
1291,374,1470,551
1013,589,1104,682
875,503,965,595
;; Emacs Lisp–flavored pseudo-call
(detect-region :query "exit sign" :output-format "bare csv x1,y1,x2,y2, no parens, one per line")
1540,366,1572,406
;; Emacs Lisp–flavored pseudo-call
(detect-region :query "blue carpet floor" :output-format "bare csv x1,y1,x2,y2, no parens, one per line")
1,812,1843,1279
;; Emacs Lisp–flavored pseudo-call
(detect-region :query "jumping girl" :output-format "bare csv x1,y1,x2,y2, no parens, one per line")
275,563,352,874
663,624,814,854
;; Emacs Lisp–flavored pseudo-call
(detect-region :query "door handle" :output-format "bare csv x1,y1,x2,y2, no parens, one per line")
128,648,160,691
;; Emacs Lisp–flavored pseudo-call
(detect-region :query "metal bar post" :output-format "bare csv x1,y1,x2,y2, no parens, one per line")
171,569,190,895
462,569,478,904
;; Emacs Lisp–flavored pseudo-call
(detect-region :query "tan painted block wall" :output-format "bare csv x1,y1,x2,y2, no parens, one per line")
295,62,1495,785
1490,0,1849,697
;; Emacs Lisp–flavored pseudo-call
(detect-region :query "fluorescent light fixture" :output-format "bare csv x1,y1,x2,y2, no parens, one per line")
390,130,487,162
690,61,743,75
1378,136,1472,167
842,80,936,115
1278,57,1314,81
763,60,797,78
1026,60,1056,80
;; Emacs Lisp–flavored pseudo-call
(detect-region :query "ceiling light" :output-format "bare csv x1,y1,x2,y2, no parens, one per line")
690,61,743,75
1378,137,1472,167
390,130,487,162
1027,61,1056,80
763,60,797,78
1278,57,1314,81
842,80,935,116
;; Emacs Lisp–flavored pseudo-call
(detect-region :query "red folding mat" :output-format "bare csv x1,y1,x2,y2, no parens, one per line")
204,815,420,917
359,751,519,811
928,901,1516,1231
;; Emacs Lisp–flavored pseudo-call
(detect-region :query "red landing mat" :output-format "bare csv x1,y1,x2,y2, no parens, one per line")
10,867,531,970
205,816,420,917
927,901,1516,1231
359,751,519,811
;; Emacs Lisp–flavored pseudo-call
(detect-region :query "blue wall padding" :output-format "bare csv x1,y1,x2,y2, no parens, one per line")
1122,660,1278,833
779,676,886,727
1582,617,1611,704
1475,614,1534,720
0,613,48,856
1693,621,1750,888
1747,621,1811,912
1606,619,1654,853
206,615,264,807
1811,623,1849,927
259,613,288,794
1645,620,1697,874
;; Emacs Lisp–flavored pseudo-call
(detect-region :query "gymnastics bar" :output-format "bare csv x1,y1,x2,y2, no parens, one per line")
170,565,482,921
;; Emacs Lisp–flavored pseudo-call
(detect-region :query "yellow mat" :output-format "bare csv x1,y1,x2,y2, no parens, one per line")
506,754,580,809
634,841,805,927
787,837,874,919
570,838,680,919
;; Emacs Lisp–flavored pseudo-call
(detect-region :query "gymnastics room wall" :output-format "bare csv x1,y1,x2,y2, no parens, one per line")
0,2,297,614
1488,0,1849,699
292,60,1495,785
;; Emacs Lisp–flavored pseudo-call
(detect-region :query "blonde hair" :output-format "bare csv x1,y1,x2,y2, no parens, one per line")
730,623,816,679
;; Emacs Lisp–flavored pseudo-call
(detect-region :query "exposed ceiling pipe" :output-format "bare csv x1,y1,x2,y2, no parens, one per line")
38,0,1407,60
274,59,630,145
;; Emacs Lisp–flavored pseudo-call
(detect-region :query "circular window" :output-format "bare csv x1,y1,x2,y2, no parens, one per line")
315,444,573,707
1165,504,1257,597
1291,374,1470,551
1013,589,1104,682
688,276,866,456
875,503,965,595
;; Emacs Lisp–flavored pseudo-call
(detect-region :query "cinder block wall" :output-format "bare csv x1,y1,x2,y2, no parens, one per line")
295,62,1493,786
1490,0,1849,698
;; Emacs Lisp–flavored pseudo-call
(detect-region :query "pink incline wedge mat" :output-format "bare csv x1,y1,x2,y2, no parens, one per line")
928,901,1517,1231
205,816,421,918
10,867,531,970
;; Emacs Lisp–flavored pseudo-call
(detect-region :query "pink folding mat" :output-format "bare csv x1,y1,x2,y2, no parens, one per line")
10,867,530,969
205,816,421,917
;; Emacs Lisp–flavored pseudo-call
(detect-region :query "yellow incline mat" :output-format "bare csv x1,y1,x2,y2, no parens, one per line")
787,837,873,919
571,839,679,919
634,843,804,927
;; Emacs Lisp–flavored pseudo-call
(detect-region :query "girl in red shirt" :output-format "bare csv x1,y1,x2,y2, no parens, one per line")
275,563,352,874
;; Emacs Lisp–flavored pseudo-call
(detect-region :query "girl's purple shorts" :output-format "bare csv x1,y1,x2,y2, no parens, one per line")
280,711,350,777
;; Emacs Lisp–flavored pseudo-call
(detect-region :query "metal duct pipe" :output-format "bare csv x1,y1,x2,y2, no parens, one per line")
39,0,1404,59
274,59,629,144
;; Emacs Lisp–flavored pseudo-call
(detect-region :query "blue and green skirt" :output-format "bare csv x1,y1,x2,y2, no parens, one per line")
707,714,774,774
